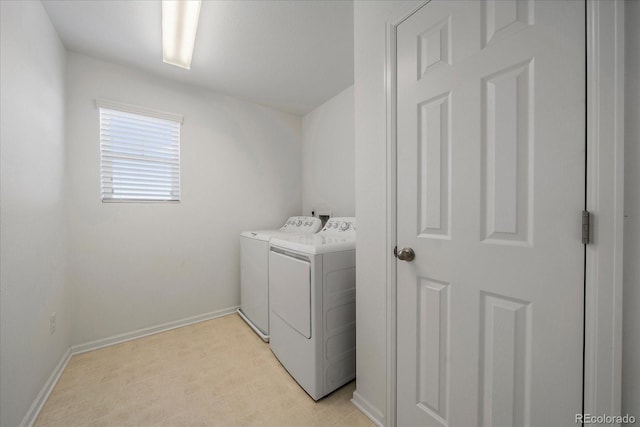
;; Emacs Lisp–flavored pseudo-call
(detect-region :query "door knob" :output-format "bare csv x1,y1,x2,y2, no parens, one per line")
396,247,415,262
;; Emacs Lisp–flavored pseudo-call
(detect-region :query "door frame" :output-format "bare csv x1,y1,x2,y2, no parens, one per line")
384,1,625,426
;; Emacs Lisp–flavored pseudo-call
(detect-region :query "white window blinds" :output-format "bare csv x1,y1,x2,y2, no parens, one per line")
99,106,181,202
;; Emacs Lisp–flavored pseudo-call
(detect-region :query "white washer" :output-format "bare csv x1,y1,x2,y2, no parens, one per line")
238,216,321,341
268,217,356,400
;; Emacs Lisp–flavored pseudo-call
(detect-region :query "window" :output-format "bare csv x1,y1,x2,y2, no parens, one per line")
97,100,182,202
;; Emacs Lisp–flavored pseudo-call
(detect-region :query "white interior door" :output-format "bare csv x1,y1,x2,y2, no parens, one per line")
396,1,585,426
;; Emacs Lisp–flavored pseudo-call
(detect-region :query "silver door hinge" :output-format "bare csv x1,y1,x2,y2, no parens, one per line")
582,210,591,244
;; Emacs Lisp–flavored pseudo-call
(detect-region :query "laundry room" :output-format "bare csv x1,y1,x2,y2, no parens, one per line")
1,1,638,427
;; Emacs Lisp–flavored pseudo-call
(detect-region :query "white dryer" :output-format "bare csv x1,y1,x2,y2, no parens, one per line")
238,216,321,341
268,217,356,400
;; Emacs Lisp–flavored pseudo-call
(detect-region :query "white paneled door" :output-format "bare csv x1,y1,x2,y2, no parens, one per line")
396,1,585,426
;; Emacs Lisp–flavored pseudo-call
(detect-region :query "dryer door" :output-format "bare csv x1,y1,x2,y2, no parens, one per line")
269,249,311,339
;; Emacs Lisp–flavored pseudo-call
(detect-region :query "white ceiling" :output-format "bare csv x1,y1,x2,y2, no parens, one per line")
41,0,354,116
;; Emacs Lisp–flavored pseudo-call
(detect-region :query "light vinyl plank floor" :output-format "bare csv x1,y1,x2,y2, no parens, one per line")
35,314,374,427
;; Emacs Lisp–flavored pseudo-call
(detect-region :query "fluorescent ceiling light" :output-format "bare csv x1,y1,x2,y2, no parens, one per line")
162,0,202,69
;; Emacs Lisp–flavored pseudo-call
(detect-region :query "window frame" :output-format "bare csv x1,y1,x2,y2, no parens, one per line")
96,99,183,203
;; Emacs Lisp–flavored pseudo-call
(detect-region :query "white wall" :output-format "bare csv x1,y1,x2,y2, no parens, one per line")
0,2,70,426
623,0,640,420
302,85,355,217
353,2,422,423
66,52,303,345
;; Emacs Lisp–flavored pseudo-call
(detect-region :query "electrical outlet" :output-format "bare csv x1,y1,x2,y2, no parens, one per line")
50,312,56,334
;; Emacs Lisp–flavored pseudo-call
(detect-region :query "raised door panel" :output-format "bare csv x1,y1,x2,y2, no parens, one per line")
418,92,451,239
480,60,533,246
416,278,450,426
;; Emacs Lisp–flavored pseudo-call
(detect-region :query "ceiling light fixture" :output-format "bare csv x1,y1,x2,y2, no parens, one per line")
162,0,202,69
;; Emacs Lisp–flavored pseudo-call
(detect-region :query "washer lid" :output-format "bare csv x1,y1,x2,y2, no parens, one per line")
241,229,292,241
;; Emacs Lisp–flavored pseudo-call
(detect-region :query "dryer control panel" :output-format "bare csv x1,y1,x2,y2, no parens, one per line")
320,217,356,236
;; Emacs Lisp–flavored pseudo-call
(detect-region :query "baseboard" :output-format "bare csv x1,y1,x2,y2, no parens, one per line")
20,347,72,427
351,390,385,427
71,306,239,355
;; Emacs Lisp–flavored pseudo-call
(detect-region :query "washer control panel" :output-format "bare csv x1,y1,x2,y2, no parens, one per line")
280,216,322,233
